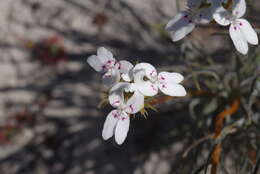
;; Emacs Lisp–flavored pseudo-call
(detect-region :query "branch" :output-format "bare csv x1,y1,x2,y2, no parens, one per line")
252,152,260,174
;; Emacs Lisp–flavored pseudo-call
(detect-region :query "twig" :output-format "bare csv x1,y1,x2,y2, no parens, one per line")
149,90,214,106
184,70,221,83
192,163,206,174
214,99,240,138
252,152,260,174
204,144,218,174
210,99,240,174
183,134,214,158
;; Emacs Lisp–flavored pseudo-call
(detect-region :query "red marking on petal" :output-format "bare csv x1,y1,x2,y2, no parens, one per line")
150,70,156,77
161,84,166,89
129,104,134,112
112,112,118,118
159,76,165,81
150,84,157,91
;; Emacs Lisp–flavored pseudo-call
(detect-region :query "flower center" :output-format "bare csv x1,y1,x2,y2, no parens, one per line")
102,59,117,71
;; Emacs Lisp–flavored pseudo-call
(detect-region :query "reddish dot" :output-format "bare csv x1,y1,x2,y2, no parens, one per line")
160,76,165,80
113,113,118,118
129,105,134,112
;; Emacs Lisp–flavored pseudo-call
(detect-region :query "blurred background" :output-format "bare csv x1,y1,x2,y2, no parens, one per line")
0,0,259,174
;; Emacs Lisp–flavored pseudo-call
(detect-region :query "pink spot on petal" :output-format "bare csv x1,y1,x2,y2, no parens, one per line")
150,84,157,91
234,26,237,30
150,70,156,77
161,84,166,89
129,104,134,112
112,112,118,118
159,76,165,81
239,22,243,26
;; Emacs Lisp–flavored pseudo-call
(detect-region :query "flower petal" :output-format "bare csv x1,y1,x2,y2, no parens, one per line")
166,11,195,42
158,72,184,84
102,110,119,140
115,111,130,145
118,60,133,74
133,63,157,80
133,69,158,96
159,83,187,97
237,19,258,45
102,68,120,88
213,6,232,26
109,82,130,108
229,23,248,55
232,0,246,18
87,55,103,72
125,91,144,114
118,60,134,81
97,47,114,63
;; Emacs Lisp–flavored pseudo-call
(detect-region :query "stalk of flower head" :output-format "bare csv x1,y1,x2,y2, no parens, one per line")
87,47,187,145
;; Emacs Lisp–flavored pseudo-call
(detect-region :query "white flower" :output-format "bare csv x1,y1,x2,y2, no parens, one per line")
132,63,187,97
102,82,144,145
87,47,133,87
166,0,212,41
213,0,258,55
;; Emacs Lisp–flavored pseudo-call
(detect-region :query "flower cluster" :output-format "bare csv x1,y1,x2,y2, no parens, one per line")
166,0,258,55
87,47,187,145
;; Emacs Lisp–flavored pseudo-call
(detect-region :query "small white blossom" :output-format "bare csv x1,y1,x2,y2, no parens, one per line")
166,0,212,41
132,63,187,97
102,82,144,145
87,47,133,87
213,0,258,54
